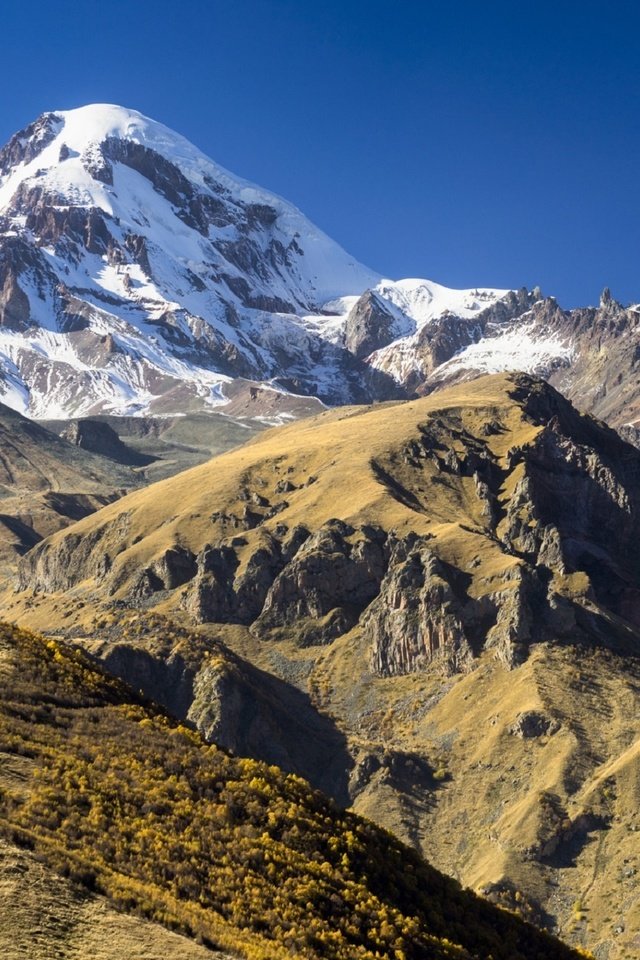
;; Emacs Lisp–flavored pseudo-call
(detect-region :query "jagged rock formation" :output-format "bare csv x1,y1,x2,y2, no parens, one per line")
365,542,477,676
420,289,640,432
16,372,640,675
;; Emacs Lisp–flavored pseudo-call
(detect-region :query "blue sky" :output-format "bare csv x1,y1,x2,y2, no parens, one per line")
1,0,639,306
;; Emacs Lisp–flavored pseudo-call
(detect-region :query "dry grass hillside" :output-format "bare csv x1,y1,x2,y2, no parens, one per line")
8,371,640,957
0,622,585,960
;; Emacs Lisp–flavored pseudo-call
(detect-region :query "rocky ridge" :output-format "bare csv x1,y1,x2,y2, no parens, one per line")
17,373,640,674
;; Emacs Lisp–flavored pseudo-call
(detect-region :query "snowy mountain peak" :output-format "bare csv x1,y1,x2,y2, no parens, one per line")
0,104,558,422
0,103,380,306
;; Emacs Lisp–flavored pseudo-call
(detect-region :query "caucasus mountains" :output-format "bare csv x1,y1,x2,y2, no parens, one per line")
0,103,636,428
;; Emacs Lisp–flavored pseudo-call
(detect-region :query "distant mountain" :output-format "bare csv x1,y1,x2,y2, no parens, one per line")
1,104,637,432
0,399,140,574
0,103,512,418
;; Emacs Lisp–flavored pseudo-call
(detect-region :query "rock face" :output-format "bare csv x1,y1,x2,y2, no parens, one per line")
419,290,640,431
17,373,640,681
367,287,540,394
365,541,477,676
343,290,410,359
253,520,387,644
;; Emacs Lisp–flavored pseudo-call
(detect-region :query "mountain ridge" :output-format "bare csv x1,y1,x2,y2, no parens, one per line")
1,104,639,435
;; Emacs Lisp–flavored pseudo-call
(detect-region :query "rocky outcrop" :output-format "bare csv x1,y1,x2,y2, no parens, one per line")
369,287,539,394
60,419,153,466
509,711,561,739
0,112,61,176
365,540,476,676
17,511,132,593
344,290,409,359
0,269,30,330
188,656,352,802
253,520,388,644
486,566,546,668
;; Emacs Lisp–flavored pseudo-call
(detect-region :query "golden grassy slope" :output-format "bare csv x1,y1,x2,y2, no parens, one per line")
0,622,586,960
8,373,540,618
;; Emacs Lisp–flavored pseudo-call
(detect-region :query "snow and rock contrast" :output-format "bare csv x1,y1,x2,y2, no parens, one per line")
0,104,387,418
0,104,638,428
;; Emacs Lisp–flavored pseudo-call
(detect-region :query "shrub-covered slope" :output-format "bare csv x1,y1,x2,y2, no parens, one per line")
0,622,586,960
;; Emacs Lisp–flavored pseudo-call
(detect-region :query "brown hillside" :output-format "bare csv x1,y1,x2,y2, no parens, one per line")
8,371,640,956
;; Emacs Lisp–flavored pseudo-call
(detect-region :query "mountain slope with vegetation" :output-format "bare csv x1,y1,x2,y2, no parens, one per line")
0,621,586,960
9,371,640,957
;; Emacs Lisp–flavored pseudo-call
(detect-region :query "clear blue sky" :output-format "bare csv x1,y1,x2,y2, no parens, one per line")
1,0,639,306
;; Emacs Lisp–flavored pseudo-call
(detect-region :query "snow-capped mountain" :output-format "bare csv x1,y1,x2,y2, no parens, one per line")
0,104,384,418
0,104,516,419
0,103,637,429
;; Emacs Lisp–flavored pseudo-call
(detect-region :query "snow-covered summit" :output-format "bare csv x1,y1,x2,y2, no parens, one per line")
0,103,380,306
372,278,511,328
0,103,563,421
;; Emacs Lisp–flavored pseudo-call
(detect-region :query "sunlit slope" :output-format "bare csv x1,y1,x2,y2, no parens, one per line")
18,372,542,602
11,371,640,957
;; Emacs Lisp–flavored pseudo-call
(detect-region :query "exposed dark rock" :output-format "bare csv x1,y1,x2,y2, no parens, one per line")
486,567,542,668
102,137,194,208
151,546,197,590
184,544,240,623
0,268,30,330
365,540,477,676
344,290,406,359
253,520,388,645
509,711,561,739
60,419,153,466
123,233,152,275
0,112,61,176
82,144,113,184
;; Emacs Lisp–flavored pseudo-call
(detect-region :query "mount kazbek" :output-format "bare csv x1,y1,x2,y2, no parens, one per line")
0,102,636,430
